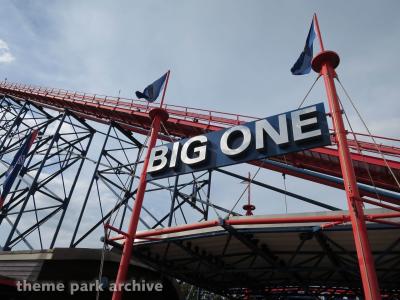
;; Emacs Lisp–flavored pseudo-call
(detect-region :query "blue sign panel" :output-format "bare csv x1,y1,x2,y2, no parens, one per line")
147,103,330,180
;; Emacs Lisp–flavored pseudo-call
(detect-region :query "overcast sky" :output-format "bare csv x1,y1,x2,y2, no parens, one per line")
0,1,399,248
1,0,399,137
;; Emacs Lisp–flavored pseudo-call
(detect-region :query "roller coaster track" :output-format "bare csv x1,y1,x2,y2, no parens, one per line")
0,81,399,201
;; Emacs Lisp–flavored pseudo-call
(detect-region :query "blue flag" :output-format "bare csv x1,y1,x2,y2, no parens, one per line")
0,129,38,208
291,19,316,75
135,72,168,102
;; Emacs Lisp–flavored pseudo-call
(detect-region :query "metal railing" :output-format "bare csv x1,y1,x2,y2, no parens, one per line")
1,81,399,162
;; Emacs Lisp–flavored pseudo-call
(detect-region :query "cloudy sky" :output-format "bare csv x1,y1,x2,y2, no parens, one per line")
0,1,399,248
0,0,399,137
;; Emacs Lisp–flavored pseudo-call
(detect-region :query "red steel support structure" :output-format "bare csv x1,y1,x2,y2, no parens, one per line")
0,20,397,297
111,71,171,300
106,212,400,241
111,107,169,300
0,83,399,195
312,14,381,300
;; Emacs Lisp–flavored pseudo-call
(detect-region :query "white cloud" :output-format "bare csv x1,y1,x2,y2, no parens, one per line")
0,38,15,63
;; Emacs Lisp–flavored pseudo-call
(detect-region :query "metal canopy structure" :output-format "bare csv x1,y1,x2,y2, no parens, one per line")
124,209,400,298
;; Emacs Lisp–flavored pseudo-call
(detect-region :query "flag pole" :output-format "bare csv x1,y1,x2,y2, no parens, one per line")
111,73,170,300
311,14,381,300
159,70,170,108
313,13,325,52
111,107,169,300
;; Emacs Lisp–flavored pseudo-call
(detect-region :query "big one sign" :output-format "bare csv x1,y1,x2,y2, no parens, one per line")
147,103,330,180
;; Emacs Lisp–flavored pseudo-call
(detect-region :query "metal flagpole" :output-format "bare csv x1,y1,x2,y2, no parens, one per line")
159,70,171,108
312,14,381,300
313,13,325,51
111,73,170,300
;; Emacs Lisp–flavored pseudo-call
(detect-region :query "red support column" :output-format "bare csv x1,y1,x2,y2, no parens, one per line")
312,50,381,299
111,107,169,300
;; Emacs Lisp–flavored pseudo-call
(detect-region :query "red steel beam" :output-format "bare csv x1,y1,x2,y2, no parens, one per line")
346,139,400,157
312,147,400,170
106,211,400,241
11,91,398,197
0,278,16,287
361,197,400,213
312,13,381,297
366,218,400,227
0,82,399,194
111,108,169,300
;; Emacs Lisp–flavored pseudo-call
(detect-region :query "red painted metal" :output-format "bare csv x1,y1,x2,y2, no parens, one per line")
106,211,400,242
133,215,351,238
364,212,400,220
135,219,221,239
107,235,126,242
0,56,398,299
312,14,381,300
345,138,400,157
0,82,399,195
111,108,169,300
243,172,256,216
242,204,256,216
366,218,400,227
320,220,347,229
0,278,16,287
105,223,129,237
360,197,400,213
313,146,400,171
313,13,325,51
107,219,220,242
225,214,351,226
